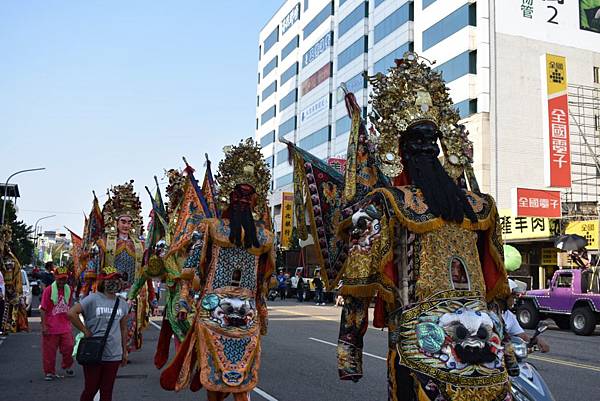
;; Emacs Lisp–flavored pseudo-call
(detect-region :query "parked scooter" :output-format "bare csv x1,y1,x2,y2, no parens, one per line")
510,323,556,401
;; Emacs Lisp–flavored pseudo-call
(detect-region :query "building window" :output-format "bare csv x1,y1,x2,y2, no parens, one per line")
373,42,413,74
258,45,262,61
339,0,348,7
281,62,299,85
374,2,413,44
299,126,330,150
257,95,260,106
454,99,477,118
304,0,309,11
276,172,294,188
338,2,368,38
281,35,300,61
257,73,261,84
303,2,333,39
260,131,276,148
337,71,367,103
263,56,278,78
261,105,277,125
302,31,333,68
335,115,351,136
423,4,476,50
265,155,274,169
423,0,437,9
276,148,289,165
279,116,297,137
374,0,386,7
280,88,298,111
337,36,367,71
263,26,279,55
433,51,476,83
594,66,600,84
262,80,278,101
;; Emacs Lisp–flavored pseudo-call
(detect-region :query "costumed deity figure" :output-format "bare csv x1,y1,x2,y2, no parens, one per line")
98,181,154,352
78,193,105,297
288,53,515,401
161,139,275,401
0,225,28,333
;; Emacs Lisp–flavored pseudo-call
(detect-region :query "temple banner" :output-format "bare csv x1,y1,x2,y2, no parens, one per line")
280,192,294,248
541,53,571,188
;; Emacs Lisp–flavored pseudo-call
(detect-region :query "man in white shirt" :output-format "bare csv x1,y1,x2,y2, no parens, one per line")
504,280,549,353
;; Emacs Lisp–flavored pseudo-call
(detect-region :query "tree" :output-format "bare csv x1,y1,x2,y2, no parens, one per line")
0,199,34,265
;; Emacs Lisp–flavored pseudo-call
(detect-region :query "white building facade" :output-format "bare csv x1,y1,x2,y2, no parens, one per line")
256,0,600,233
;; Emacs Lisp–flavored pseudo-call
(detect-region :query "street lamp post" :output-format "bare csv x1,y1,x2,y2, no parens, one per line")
31,215,55,266
1,167,46,225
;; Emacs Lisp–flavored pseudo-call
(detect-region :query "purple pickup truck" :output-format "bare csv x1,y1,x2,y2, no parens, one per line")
516,269,600,336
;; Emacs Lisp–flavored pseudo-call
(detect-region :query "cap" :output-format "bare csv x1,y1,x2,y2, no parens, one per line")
99,266,122,280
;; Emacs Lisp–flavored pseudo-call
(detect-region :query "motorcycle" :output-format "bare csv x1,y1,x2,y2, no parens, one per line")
510,323,556,401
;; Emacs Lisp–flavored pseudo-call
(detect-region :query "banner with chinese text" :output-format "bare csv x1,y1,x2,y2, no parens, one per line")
280,192,294,248
541,53,571,188
499,208,558,241
511,187,562,218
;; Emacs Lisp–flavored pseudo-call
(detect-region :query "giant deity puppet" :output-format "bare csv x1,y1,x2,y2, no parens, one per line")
287,53,515,401
160,139,275,401
0,225,27,333
97,181,155,352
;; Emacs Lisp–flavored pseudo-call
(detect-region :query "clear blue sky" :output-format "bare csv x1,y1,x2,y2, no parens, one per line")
0,1,282,235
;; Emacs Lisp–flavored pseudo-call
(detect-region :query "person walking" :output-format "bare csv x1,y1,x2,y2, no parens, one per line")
277,270,287,300
313,272,324,305
40,266,75,381
296,273,305,303
68,266,129,401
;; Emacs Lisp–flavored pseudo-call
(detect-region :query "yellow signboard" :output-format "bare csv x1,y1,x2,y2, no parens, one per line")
499,209,556,241
544,54,567,96
565,220,599,250
280,192,294,248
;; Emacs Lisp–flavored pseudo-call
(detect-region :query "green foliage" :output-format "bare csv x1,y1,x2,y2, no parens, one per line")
0,199,34,265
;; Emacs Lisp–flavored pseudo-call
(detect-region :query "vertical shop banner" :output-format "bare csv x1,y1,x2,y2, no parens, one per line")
512,187,562,218
280,192,294,248
541,54,571,188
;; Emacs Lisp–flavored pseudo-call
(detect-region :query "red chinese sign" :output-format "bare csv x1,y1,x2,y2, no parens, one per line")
301,62,331,96
512,187,562,218
327,157,346,174
541,53,571,188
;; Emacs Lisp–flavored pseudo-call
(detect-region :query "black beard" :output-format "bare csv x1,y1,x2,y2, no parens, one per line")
229,208,259,249
455,343,497,364
405,153,477,224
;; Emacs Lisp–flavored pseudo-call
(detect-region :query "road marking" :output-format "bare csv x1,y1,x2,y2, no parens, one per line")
529,354,600,373
270,307,385,332
150,321,279,400
309,337,387,361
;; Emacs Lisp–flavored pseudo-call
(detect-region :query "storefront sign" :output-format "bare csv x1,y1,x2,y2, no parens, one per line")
541,248,558,265
302,31,333,68
300,95,328,123
541,54,571,188
282,3,301,34
301,63,331,95
566,220,599,250
499,208,557,240
511,187,562,218
281,192,294,248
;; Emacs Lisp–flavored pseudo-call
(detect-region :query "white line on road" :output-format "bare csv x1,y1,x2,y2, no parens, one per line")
308,337,387,361
150,321,279,400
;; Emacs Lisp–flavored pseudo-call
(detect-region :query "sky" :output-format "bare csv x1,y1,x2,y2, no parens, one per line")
0,1,283,235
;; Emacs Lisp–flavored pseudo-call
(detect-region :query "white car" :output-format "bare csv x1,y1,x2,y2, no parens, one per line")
21,270,32,316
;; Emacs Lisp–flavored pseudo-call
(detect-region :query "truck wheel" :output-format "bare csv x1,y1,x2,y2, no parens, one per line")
517,302,540,329
553,316,570,330
570,307,596,336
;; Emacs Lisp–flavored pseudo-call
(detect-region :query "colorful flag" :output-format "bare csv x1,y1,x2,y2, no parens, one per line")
65,227,83,277
144,178,169,263
85,192,104,247
202,153,220,218
167,159,211,256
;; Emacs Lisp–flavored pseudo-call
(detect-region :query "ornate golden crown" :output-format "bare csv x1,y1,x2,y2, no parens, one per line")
102,180,143,235
54,265,69,276
215,138,271,215
368,52,474,179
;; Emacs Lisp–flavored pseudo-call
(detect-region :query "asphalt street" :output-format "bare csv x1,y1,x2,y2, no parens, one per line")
0,299,598,401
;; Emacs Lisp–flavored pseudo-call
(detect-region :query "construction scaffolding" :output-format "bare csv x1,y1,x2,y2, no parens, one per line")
564,84,600,216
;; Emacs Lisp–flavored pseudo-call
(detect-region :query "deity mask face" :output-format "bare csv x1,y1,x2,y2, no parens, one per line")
117,215,133,236
400,122,440,161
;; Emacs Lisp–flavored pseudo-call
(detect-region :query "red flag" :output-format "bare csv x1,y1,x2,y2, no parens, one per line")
65,227,83,277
